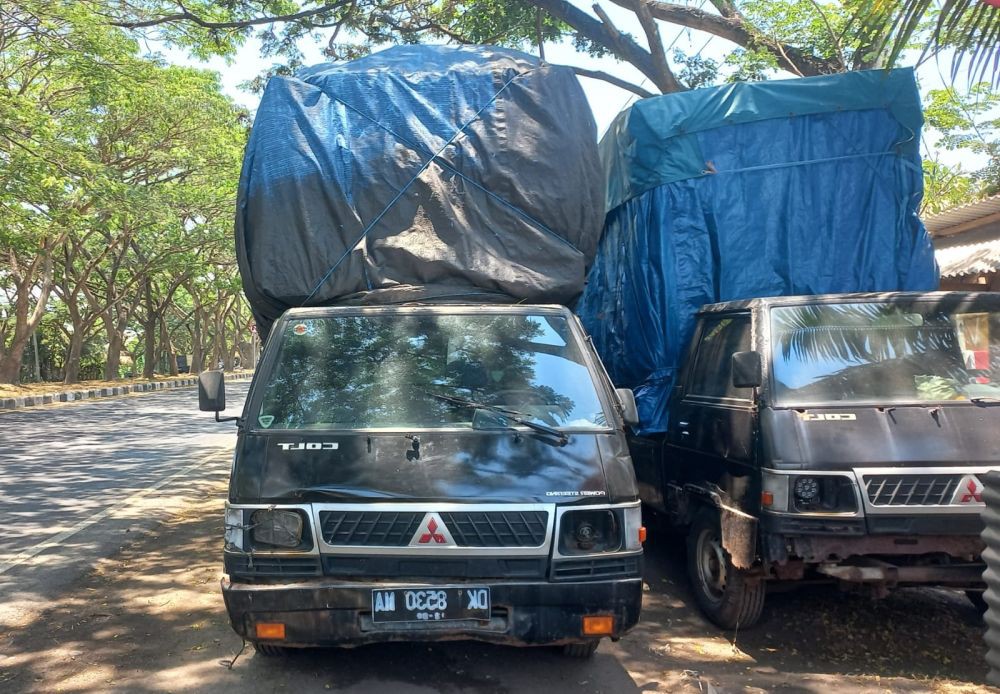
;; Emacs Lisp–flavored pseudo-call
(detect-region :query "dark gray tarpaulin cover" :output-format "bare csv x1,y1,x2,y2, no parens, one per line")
235,45,603,339
577,68,939,435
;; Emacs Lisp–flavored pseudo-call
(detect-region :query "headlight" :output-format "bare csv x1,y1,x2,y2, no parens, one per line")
250,509,306,548
793,476,819,502
762,471,858,514
558,509,623,555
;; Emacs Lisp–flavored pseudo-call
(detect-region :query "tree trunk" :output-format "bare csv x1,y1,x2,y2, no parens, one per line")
0,330,32,384
0,254,55,384
141,281,157,379
160,315,178,376
104,326,124,380
191,306,203,373
63,326,85,385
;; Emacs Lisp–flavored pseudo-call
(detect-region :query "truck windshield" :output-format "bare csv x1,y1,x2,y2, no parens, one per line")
770,299,1000,406
254,313,609,430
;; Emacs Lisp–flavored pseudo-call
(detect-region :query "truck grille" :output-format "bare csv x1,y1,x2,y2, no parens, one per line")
318,510,549,547
551,556,641,581
438,511,548,547
225,554,321,577
319,511,424,547
864,474,961,506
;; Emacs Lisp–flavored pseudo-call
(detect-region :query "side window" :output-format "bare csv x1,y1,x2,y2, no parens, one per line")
687,315,752,400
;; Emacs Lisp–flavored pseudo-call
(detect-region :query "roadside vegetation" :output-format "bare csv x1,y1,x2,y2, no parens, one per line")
2,1,999,386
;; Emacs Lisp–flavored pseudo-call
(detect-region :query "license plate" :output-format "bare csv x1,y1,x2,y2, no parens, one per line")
371,586,491,623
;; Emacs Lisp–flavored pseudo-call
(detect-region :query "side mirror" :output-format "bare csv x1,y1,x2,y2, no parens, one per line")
732,351,762,389
616,388,640,428
199,370,226,412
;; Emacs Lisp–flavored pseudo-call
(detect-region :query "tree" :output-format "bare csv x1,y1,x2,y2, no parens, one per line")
921,157,984,216
0,1,128,382
1,2,247,384
923,82,1000,197
101,1,1000,96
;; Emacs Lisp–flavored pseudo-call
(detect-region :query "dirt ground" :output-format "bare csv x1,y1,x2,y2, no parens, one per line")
0,467,992,693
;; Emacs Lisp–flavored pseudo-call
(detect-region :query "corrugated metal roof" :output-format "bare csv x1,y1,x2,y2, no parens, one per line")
924,195,1000,234
936,238,1000,277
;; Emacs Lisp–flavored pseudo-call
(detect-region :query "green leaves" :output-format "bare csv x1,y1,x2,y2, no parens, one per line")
0,1,247,382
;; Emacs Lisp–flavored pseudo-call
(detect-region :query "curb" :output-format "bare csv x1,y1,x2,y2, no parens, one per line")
0,372,254,411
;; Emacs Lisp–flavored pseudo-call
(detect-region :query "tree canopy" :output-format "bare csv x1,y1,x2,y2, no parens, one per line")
99,0,1000,95
0,1,250,384
2,0,996,385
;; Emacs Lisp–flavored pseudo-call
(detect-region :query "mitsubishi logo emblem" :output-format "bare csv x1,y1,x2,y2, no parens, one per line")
950,475,985,505
409,513,456,547
960,479,983,504
419,518,446,544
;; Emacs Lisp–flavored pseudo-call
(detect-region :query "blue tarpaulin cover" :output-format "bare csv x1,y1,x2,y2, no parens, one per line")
577,68,939,435
235,45,603,339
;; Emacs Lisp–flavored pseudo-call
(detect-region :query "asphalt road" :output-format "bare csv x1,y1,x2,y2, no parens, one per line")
0,381,249,628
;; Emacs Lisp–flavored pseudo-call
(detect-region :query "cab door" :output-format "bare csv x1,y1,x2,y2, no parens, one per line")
666,313,756,488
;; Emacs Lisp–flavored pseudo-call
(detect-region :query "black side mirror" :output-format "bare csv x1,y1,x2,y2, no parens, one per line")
199,370,226,412
732,351,762,389
616,388,640,428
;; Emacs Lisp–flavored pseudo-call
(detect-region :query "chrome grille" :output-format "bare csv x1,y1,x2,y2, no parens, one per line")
438,511,549,547
864,474,961,506
319,511,423,546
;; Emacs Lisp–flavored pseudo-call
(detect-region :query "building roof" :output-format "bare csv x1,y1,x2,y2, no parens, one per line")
924,195,1000,236
936,239,1000,278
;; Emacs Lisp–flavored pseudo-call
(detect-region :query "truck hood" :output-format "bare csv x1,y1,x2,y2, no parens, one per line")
230,431,635,504
762,405,1000,471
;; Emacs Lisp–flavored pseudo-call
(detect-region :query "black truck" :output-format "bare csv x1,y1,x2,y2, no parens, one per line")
200,304,644,656
631,291,1000,628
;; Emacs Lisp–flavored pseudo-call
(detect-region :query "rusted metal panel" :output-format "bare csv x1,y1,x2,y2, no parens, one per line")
979,470,1000,686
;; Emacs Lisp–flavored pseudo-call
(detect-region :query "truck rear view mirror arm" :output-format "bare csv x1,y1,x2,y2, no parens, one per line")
199,370,239,423
731,351,762,390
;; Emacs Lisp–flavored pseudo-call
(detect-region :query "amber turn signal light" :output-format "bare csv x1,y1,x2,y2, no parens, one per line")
761,491,774,507
638,526,647,544
255,622,286,640
582,615,614,636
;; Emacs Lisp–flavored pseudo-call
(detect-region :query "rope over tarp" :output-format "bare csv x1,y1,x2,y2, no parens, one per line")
578,68,938,435
235,45,604,340
304,67,561,305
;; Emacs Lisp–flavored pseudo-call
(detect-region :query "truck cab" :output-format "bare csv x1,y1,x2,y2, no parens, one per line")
633,291,1000,629
201,304,644,657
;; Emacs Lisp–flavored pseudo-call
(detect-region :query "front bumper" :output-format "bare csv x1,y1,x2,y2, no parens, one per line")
222,576,643,647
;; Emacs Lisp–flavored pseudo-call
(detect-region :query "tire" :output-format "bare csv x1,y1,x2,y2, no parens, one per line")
967,589,988,615
686,508,765,630
253,642,293,657
562,640,600,658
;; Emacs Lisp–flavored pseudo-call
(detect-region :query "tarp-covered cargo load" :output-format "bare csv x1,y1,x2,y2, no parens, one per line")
577,68,939,435
236,45,604,340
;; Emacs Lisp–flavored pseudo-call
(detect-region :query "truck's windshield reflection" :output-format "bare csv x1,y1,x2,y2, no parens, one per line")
772,300,1000,405
256,313,607,430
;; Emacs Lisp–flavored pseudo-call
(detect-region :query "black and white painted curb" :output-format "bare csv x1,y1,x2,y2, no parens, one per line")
0,372,254,410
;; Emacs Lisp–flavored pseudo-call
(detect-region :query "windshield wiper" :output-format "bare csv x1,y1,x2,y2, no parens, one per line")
426,392,569,445
970,397,1000,406
286,485,405,500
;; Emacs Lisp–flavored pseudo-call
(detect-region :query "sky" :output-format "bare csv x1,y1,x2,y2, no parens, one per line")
149,2,988,170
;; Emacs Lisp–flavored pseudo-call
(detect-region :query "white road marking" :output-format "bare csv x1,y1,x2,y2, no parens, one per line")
0,450,229,576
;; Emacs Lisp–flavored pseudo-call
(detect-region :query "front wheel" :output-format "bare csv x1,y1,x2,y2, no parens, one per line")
686,509,765,630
